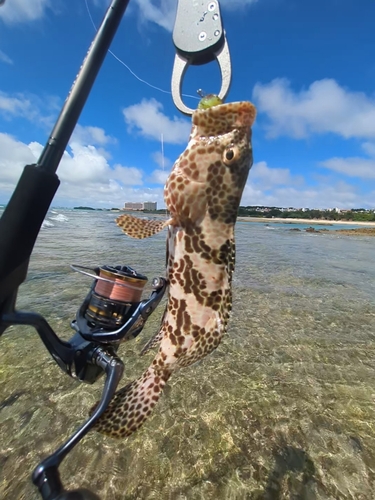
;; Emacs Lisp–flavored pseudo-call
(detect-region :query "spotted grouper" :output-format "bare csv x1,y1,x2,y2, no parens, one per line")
94,101,256,438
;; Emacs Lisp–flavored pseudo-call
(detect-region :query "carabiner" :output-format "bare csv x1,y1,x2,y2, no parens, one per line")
171,0,232,115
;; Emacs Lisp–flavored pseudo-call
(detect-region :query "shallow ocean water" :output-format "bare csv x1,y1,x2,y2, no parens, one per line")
1,209,375,499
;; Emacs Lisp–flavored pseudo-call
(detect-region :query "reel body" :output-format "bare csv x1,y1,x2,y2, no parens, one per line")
68,264,166,384
84,265,148,330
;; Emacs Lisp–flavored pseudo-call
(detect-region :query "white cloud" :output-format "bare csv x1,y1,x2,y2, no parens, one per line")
220,0,258,10
59,143,117,185
148,151,172,184
362,142,375,158
253,78,375,140
48,137,144,188
133,0,258,31
0,93,156,206
122,98,190,144
250,161,304,190
111,164,144,185
320,157,375,180
0,92,35,119
0,0,52,24
151,150,172,170
72,124,117,147
320,140,375,181
149,169,169,185
0,90,60,127
242,178,372,210
0,133,36,188
0,131,154,207
133,0,176,31
241,160,374,209
1,131,372,209
0,49,13,64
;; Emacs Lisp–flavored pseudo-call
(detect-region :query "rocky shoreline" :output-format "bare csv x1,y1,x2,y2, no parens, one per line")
238,217,375,226
292,227,375,236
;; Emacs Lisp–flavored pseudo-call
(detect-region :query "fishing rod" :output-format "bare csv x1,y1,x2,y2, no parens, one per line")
0,0,232,498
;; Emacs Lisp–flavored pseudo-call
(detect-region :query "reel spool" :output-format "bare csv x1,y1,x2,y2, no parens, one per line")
72,265,148,330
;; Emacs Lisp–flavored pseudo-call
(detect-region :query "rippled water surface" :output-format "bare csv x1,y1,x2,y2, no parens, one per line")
1,210,375,499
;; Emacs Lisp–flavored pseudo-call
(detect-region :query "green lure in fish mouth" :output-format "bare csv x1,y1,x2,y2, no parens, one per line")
197,94,223,110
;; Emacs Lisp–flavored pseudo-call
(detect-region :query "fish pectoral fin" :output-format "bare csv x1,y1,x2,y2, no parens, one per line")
116,215,173,239
91,367,170,439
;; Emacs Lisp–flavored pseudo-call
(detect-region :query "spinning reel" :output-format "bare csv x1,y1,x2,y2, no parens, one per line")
1,262,166,500
67,264,166,385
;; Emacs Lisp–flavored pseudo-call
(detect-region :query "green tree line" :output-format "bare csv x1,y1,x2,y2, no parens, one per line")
238,207,375,222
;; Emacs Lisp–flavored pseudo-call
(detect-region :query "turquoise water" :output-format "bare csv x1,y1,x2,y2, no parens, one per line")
240,220,374,231
271,222,369,230
0,209,375,499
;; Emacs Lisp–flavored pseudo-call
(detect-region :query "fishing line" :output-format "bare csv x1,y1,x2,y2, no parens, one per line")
160,132,170,219
72,264,147,300
84,0,199,101
161,132,165,172
71,264,152,330
94,272,145,302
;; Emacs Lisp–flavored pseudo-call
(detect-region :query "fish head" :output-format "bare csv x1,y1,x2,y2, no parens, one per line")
164,101,256,225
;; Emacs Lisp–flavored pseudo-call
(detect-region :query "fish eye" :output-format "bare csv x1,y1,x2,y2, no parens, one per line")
223,146,239,165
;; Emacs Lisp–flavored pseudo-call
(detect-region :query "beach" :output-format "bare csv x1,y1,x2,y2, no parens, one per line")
238,216,375,226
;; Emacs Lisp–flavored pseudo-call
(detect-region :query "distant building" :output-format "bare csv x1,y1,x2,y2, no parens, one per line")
143,201,157,211
124,202,143,211
124,201,157,211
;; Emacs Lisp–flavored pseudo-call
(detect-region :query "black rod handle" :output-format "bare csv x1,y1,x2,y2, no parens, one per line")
0,165,60,301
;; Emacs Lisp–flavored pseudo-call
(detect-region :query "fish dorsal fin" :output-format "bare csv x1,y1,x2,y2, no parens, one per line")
140,306,167,355
140,328,165,355
116,215,171,239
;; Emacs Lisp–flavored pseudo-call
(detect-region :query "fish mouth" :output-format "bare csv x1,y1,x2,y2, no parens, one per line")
192,101,257,133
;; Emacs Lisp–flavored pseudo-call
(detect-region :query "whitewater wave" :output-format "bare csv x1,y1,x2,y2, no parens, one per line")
50,214,69,222
41,219,54,229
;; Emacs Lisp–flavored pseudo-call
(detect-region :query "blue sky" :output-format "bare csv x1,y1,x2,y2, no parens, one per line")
0,0,374,209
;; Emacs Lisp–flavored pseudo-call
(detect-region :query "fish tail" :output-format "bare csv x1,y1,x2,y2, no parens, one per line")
92,367,171,439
